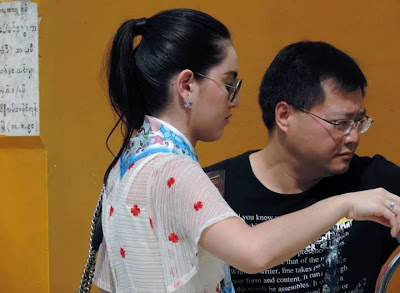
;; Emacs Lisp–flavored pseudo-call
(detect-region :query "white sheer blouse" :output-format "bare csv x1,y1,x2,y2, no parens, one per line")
93,153,240,292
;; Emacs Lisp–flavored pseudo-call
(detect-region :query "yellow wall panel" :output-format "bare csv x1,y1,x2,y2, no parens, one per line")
0,0,49,292
0,140,48,292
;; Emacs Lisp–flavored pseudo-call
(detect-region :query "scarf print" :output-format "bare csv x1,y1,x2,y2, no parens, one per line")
119,115,198,178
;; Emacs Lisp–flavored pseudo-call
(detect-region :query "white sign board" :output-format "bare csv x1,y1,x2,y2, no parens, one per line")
0,1,39,136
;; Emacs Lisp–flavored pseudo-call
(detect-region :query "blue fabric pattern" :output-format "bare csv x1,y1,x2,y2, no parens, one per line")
119,115,198,178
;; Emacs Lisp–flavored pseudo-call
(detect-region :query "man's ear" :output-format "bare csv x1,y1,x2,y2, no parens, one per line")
275,101,293,133
176,69,196,100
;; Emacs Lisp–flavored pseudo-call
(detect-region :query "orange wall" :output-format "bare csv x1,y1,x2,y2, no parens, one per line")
0,138,48,292
2,0,398,292
0,0,49,292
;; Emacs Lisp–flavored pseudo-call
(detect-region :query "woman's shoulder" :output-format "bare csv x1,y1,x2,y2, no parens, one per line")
150,153,201,170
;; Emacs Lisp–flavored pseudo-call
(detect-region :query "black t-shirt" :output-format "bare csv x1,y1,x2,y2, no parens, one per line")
205,151,400,293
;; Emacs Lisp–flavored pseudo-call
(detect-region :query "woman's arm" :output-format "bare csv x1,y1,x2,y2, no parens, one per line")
199,188,400,274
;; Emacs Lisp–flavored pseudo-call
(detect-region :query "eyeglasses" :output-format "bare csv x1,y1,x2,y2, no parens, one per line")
195,72,242,103
300,108,374,135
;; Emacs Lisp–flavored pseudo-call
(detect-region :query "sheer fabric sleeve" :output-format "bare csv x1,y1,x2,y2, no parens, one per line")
147,155,240,291
93,235,115,292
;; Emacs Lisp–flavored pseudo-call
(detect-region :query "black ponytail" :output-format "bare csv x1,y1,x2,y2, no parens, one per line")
103,19,144,182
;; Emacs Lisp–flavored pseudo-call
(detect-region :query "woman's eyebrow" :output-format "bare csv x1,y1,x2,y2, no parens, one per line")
224,71,238,78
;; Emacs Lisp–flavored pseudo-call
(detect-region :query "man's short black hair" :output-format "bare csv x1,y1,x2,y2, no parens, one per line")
259,41,367,132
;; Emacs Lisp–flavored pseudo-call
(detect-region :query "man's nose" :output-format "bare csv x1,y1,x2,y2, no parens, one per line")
344,124,360,144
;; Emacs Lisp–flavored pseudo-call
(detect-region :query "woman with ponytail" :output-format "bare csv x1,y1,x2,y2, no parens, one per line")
82,8,400,293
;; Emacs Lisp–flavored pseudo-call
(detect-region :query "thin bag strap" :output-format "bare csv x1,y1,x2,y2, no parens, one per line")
77,153,161,292
78,185,104,293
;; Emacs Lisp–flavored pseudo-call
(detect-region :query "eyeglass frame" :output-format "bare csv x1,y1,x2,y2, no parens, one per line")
299,107,374,135
194,72,242,103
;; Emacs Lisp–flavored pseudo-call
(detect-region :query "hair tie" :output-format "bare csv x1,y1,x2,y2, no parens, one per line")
135,17,147,35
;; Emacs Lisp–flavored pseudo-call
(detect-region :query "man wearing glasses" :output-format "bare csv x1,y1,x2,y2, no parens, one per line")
205,41,400,293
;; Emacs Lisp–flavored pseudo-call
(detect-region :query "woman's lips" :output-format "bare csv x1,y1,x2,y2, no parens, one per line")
225,114,232,124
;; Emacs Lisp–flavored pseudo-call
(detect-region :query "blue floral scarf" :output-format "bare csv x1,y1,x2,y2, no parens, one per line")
119,115,198,178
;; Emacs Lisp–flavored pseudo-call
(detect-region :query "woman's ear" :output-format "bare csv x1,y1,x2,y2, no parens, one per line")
176,69,195,100
275,101,293,133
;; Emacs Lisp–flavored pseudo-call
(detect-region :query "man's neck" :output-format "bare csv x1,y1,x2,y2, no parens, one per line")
249,144,323,194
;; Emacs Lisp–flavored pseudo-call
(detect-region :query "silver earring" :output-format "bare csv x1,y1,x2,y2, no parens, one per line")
184,99,192,109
